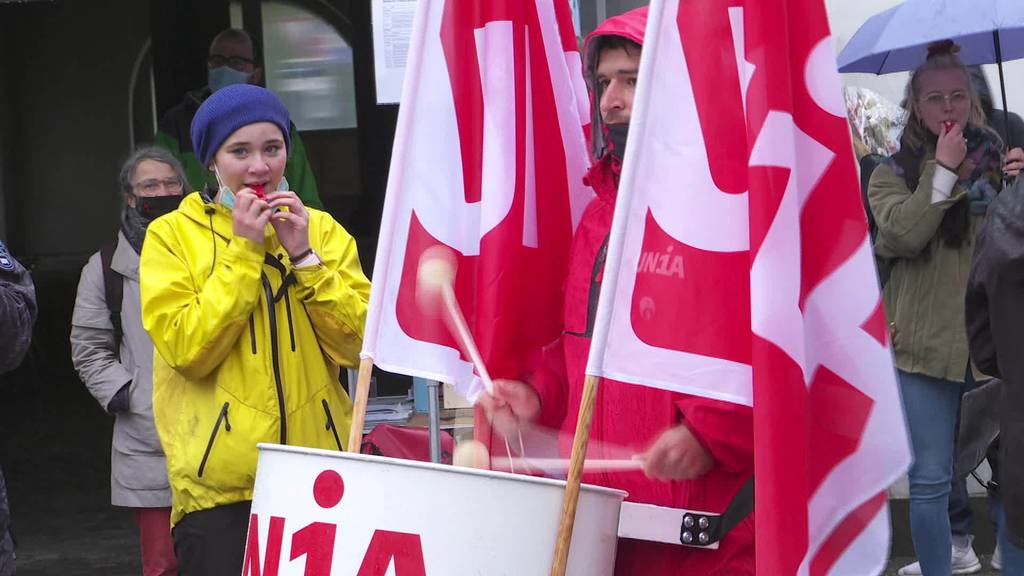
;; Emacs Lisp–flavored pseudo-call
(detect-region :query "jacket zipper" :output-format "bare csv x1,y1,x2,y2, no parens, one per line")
264,253,297,353
322,399,343,451
284,290,296,352
262,273,288,445
198,402,231,478
249,316,257,354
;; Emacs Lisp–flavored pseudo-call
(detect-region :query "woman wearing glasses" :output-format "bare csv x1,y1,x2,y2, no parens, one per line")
71,146,188,576
869,42,1024,576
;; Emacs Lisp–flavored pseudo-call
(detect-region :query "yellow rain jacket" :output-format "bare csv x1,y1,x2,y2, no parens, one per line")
140,191,370,525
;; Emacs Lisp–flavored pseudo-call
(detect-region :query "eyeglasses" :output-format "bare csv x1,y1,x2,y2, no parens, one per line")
919,90,970,109
133,178,184,194
207,54,255,71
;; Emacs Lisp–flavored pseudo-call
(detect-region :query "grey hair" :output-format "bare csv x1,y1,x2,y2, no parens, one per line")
118,146,190,198
210,28,255,55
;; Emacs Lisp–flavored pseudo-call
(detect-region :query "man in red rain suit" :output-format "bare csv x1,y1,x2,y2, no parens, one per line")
480,7,755,575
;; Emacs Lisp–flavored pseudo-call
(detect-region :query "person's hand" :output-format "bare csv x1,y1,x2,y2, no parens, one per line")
640,422,714,481
1004,147,1024,177
477,379,541,436
935,122,968,171
266,191,311,259
232,189,272,244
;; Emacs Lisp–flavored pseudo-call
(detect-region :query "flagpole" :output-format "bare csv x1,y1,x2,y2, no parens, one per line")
549,374,599,576
347,356,376,452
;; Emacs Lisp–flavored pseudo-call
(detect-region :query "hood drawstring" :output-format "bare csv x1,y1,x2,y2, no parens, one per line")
201,184,220,278
205,206,217,278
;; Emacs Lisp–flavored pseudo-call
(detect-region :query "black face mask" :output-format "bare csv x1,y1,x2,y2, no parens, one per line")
135,194,183,221
606,123,629,161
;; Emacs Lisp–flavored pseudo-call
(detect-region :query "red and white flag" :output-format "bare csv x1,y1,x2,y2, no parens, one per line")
585,0,911,573
362,0,593,402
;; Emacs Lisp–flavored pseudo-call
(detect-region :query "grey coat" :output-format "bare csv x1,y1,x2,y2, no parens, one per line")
70,233,170,508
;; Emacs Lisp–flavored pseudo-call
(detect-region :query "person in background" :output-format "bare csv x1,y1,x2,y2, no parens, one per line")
969,65,1024,153
0,239,38,576
869,41,1024,576
141,84,370,574
895,63,1024,576
71,147,187,576
154,28,323,210
965,168,1024,576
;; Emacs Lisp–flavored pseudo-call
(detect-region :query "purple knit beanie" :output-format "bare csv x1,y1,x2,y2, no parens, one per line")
190,84,291,167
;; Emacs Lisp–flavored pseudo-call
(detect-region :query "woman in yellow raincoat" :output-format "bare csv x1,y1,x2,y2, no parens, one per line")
140,84,370,574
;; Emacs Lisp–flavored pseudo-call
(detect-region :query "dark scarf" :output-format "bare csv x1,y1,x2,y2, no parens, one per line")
888,126,1003,247
120,206,147,254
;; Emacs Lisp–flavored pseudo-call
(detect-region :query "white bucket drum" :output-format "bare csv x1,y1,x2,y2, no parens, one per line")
243,443,626,576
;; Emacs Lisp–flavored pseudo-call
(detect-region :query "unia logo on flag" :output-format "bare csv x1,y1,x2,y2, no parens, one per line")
362,0,592,401
586,0,910,573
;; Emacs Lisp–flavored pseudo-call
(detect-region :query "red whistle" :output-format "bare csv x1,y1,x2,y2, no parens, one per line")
944,120,956,134
250,184,266,199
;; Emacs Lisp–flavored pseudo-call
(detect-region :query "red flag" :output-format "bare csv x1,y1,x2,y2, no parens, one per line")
586,0,910,572
362,0,592,406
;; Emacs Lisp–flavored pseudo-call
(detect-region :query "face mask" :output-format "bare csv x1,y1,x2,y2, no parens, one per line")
135,194,184,221
213,165,236,209
208,66,249,92
605,123,629,161
212,165,289,211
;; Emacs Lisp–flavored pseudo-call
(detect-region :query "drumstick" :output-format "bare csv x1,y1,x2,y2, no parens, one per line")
491,456,645,473
417,246,495,395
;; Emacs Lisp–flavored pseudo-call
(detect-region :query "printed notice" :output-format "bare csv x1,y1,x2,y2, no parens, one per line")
372,0,417,104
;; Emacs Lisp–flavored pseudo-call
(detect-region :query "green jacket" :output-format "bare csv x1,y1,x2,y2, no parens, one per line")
154,87,324,210
869,159,983,383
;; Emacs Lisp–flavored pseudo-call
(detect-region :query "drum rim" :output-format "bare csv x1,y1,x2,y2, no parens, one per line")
256,442,629,499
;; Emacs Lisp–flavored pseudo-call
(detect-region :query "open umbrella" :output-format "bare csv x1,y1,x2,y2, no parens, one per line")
837,0,1024,144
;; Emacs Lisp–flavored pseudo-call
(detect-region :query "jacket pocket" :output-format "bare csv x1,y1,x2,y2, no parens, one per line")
249,316,258,355
322,399,343,451
198,402,231,478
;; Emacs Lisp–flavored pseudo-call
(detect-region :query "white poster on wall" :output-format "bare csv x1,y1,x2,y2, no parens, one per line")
372,0,417,104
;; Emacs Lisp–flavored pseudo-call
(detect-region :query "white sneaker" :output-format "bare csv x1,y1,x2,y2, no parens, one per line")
897,543,982,575
992,542,1002,571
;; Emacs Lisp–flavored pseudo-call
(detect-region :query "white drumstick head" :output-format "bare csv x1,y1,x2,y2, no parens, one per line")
416,245,458,315
453,439,490,470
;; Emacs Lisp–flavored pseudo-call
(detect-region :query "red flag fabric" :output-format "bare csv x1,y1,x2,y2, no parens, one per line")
585,0,911,573
362,0,593,403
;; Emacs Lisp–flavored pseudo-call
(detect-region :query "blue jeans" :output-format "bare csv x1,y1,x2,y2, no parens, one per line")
900,370,963,575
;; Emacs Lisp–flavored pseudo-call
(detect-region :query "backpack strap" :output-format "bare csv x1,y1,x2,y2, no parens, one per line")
99,242,124,350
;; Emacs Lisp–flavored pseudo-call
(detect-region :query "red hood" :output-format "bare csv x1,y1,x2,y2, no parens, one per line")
583,7,648,162
583,154,621,203
583,6,648,62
